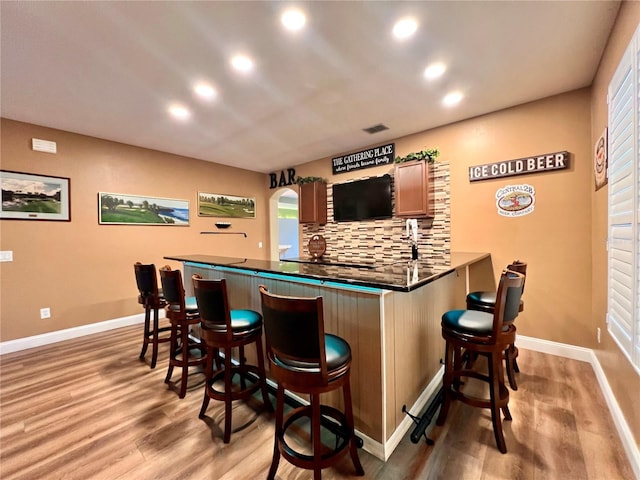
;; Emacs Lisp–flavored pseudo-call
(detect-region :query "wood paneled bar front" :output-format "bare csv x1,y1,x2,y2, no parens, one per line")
164,252,493,461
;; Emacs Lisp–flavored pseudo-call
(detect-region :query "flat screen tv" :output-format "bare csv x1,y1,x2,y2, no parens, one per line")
332,174,393,222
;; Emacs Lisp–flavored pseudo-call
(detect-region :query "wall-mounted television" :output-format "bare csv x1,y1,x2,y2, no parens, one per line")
332,174,393,222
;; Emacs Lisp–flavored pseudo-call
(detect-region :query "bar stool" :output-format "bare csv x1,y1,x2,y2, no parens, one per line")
258,285,364,480
466,260,527,390
436,269,525,453
192,274,272,443
159,265,207,398
134,262,171,369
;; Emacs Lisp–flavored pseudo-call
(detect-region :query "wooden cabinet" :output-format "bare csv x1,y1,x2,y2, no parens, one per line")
298,181,327,224
394,161,434,217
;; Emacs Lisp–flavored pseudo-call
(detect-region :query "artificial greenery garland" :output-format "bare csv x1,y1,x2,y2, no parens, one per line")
394,148,440,163
295,176,327,185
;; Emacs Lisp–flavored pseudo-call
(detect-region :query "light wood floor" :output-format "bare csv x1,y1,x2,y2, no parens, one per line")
0,324,634,480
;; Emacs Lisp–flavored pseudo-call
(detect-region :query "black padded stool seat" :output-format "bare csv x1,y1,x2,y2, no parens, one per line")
259,285,364,480
467,290,524,313
442,309,502,336
166,295,198,315
437,269,525,453
202,308,261,332
193,275,272,444
467,291,499,308
160,265,207,399
466,260,527,390
134,262,171,369
273,334,350,372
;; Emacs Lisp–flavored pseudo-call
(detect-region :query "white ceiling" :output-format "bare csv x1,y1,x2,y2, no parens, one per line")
1,1,621,174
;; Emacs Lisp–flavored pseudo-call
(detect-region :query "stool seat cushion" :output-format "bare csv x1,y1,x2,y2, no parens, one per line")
185,296,198,311
168,295,198,314
274,333,351,372
467,290,496,307
467,291,524,312
325,333,351,370
200,309,262,333
442,309,494,335
230,309,262,331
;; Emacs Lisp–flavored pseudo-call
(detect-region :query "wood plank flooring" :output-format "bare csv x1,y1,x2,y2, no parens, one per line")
0,324,634,479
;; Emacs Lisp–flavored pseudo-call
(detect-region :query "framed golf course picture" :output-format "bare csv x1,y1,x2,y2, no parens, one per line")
98,192,189,225
198,192,256,218
0,170,71,221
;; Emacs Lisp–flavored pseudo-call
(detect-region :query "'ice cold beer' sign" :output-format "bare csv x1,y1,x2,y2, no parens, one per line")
332,143,395,175
469,151,569,182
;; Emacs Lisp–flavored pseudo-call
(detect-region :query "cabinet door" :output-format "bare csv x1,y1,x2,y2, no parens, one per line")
395,162,434,217
299,182,327,224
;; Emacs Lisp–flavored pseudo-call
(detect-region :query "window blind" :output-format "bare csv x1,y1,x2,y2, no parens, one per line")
607,25,640,374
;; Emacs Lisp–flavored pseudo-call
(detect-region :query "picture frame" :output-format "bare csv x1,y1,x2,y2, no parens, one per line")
99,192,189,225
594,127,608,191
198,192,256,218
1,170,71,221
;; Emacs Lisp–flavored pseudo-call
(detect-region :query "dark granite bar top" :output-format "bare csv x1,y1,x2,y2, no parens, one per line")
164,252,489,292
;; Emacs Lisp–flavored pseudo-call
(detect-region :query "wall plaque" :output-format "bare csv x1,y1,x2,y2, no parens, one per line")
332,143,395,174
495,184,535,217
469,151,569,182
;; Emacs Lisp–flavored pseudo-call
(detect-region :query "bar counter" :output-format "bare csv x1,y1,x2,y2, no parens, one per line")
164,252,490,292
165,252,494,461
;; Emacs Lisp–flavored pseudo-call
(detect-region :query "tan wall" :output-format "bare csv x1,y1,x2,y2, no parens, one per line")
0,119,270,341
590,1,640,447
296,88,594,348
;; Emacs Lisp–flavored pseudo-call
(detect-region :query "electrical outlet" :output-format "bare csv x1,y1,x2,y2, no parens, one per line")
258,242,263,248
40,307,51,319
0,251,13,262
597,327,601,344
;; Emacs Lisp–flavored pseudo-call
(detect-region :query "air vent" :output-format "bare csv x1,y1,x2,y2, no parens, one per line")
32,138,57,154
362,123,389,134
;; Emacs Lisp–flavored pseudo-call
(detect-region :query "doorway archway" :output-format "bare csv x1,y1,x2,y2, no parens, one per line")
268,188,299,261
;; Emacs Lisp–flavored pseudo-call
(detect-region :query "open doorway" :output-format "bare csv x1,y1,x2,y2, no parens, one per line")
268,188,299,261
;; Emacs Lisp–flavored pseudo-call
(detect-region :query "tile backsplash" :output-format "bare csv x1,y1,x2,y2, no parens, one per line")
301,162,450,264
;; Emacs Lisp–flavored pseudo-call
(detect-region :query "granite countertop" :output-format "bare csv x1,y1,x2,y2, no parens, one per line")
164,252,489,292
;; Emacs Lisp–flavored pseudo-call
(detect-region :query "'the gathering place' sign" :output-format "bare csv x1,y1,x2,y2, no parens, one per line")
332,143,395,175
469,151,569,182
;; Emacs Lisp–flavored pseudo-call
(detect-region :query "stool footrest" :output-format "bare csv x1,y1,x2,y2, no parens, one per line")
206,364,263,401
279,404,351,470
451,381,509,410
403,386,443,445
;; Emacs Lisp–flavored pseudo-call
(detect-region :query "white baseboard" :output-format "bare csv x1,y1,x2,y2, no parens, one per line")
516,334,594,362
0,311,161,355
590,351,640,480
518,335,640,479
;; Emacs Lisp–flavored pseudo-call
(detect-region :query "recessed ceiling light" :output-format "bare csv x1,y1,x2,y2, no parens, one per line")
194,83,217,100
393,17,418,40
281,9,306,31
168,104,191,120
443,91,464,107
424,63,446,80
231,54,254,73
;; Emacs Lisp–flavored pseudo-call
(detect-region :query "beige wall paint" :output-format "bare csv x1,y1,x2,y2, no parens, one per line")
0,119,270,341
590,1,640,448
294,89,594,348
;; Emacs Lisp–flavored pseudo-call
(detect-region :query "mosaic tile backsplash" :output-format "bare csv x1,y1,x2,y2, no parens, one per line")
301,162,450,264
